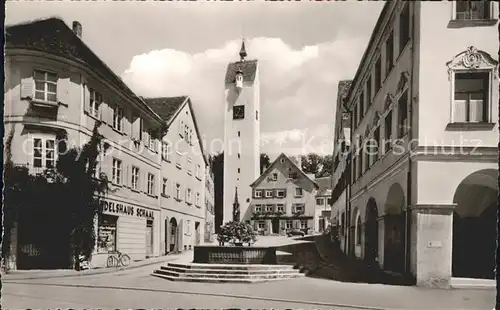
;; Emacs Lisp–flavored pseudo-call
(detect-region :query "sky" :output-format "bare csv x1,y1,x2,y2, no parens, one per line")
6,1,384,159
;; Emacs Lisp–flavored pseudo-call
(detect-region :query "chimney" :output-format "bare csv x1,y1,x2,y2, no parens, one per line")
72,21,82,38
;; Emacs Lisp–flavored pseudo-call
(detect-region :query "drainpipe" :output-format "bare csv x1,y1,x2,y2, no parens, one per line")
404,2,417,279
496,7,500,310
346,109,353,257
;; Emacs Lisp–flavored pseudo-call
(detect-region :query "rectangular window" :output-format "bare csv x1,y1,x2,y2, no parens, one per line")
196,192,201,206
32,137,56,170
265,190,273,198
456,1,490,20
196,164,201,179
316,198,324,205
288,172,298,179
300,220,308,229
277,204,285,213
398,90,409,137
271,173,278,181
97,214,117,253
359,138,365,174
254,205,262,213
399,3,410,54
162,141,171,161
385,111,393,153
176,150,183,169
112,158,122,185
375,57,382,93
162,178,168,196
294,188,303,197
385,31,394,78
286,220,293,229
276,189,286,198
147,173,155,195
254,190,262,198
89,89,102,118
265,205,274,212
131,166,140,190
453,72,489,123
258,221,265,229
148,129,156,151
352,156,357,182
186,188,192,204
294,204,304,213
112,105,124,131
175,183,182,200
187,157,193,175
34,70,57,103
233,105,245,120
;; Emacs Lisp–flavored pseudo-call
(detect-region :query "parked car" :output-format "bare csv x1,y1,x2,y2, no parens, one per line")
286,229,305,237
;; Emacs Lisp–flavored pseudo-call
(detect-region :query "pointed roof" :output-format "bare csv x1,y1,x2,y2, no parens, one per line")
315,176,333,197
250,153,319,189
225,59,258,84
239,40,247,61
233,187,239,205
144,96,208,167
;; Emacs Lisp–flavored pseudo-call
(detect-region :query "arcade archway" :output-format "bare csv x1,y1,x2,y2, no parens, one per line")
383,183,406,274
452,169,496,279
364,198,379,265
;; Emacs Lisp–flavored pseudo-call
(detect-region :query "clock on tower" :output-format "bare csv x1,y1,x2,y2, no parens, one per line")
233,105,245,120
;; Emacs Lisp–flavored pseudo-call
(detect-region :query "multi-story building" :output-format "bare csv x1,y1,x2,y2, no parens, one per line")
4,18,210,270
330,0,498,288
223,42,261,225
4,18,165,269
204,156,215,243
249,153,318,235
314,177,333,233
145,96,208,254
330,80,352,250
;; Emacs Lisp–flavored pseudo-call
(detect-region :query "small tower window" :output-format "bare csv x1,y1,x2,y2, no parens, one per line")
238,153,240,159
238,168,241,173
238,131,241,137
235,71,244,89
256,111,259,120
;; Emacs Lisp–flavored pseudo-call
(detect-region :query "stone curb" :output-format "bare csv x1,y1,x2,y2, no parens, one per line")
1,254,187,281
0,281,394,310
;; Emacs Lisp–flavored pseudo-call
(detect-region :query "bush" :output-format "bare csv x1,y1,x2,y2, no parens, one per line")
217,221,257,246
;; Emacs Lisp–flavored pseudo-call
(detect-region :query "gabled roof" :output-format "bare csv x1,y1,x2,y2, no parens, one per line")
315,176,333,197
144,96,187,124
6,17,162,122
225,59,258,84
144,96,208,167
250,153,319,189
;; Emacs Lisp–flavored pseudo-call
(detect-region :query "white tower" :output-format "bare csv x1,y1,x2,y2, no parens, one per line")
223,40,260,225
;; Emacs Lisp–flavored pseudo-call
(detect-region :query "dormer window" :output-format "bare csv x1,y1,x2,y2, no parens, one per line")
235,71,244,89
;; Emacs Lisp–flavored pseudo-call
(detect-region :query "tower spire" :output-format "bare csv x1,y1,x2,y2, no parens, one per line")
232,187,240,222
239,39,247,62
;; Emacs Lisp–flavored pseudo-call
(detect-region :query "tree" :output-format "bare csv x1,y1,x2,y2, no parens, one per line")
300,153,323,177
54,122,109,270
260,153,271,174
317,154,333,178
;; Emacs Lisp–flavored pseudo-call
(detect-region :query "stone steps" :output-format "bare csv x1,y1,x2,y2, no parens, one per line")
152,262,305,283
450,277,495,289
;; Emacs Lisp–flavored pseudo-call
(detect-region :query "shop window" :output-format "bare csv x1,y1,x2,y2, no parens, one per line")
97,214,118,253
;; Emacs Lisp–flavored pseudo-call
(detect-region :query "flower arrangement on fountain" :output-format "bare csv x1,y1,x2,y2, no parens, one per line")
217,221,257,246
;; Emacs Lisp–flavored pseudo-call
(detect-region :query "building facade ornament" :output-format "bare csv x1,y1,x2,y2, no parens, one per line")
446,46,499,80
371,111,381,128
383,93,395,112
396,71,410,96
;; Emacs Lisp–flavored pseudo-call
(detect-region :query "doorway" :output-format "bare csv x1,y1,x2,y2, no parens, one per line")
195,222,200,245
146,220,153,257
271,218,280,234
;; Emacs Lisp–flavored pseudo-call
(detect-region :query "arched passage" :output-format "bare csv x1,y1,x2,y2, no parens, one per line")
383,183,406,273
452,169,497,279
364,198,379,265
349,207,359,258
164,217,169,255
169,217,179,253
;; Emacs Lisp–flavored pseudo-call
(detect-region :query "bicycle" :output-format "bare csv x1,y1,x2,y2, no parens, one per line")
106,251,131,268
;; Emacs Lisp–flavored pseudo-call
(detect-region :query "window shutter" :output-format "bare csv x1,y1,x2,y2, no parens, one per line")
469,99,483,123
20,76,34,100
83,84,90,113
100,102,107,123
453,100,467,123
57,77,70,105
108,104,115,125
254,221,258,230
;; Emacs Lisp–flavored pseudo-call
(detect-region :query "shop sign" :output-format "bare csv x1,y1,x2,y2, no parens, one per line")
102,199,154,219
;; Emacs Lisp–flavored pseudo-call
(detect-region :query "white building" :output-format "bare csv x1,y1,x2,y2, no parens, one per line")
223,41,261,224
